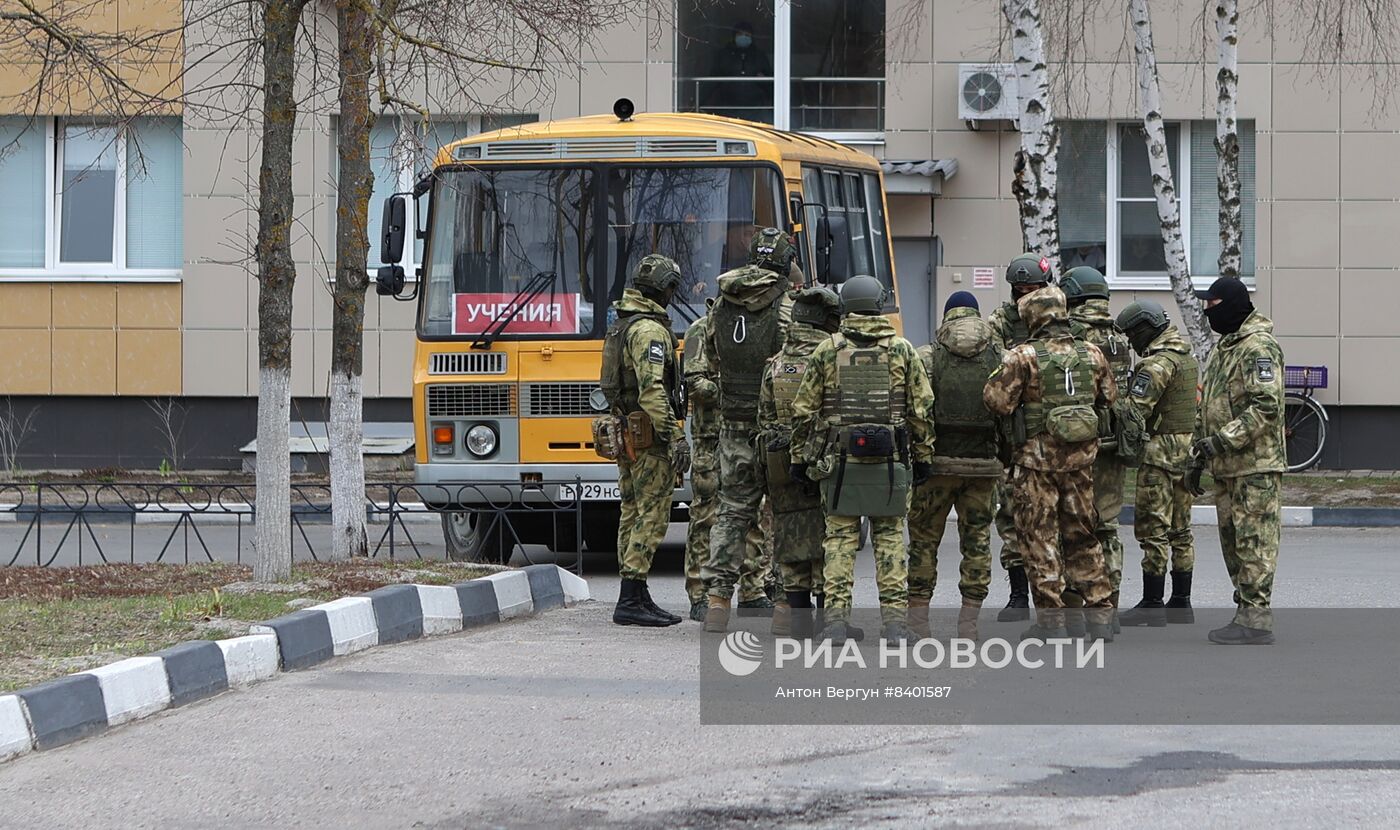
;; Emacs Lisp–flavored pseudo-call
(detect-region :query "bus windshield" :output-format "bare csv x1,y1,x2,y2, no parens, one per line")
419,164,785,339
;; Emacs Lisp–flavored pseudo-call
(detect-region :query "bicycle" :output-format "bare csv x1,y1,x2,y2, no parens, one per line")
1283,365,1329,472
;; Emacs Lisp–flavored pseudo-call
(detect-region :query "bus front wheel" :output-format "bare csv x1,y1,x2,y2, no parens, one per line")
442,511,512,564
581,507,621,553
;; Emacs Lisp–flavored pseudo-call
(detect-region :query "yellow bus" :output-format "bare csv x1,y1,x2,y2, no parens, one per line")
376,101,899,561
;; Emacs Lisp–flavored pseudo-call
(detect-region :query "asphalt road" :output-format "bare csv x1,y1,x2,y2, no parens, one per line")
3,527,1400,827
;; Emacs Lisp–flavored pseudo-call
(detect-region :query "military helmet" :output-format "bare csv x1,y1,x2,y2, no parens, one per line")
632,254,682,294
1117,299,1171,352
1060,266,1110,304
791,286,841,329
839,275,887,315
749,227,796,273
1006,252,1054,286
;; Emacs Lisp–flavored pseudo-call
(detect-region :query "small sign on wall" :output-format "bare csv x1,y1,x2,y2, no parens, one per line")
972,267,996,289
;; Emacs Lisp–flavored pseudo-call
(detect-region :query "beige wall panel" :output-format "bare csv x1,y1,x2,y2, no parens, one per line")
119,38,184,109
645,62,675,114
892,1,933,63
290,197,321,263
361,331,380,398
185,196,250,263
380,331,415,397
1158,63,1208,120
887,63,935,132
1341,66,1400,131
1277,335,1339,404
1269,269,1339,338
52,284,116,329
647,13,674,63
933,197,1020,268
1250,273,1272,319
0,285,51,329
185,263,250,330
579,63,648,121
1272,201,1338,268
0,64,42,107
933,0,1000,61
1236,3,1273,63
931,63,966,132
1341,133,1400,200
292,330,313,397
180,61,253,130
1339,338,1399,405
888,195,932,238
305,266,334,330
588,16,649,64
1340,201,1400,270
1053,63,1140,121
1272,66,1340,132
1252,132,1271,201
291,129,317,199
531,69,582,122
378,293,419,331
1340,270,1400,337
183,330,247,396
883,130,932,160
1253,201,1272,270
117,329,181,395
1272,133,1339,200
1235,62,1272,131
52,329,116,395
118,284,181,329
184,128,252,197
931,130,1001,199
0,330,51,394
312,330,330,397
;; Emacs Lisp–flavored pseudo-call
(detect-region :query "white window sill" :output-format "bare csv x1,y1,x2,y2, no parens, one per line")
1106,274,1256,291
0,270,182,283
800,131,885,145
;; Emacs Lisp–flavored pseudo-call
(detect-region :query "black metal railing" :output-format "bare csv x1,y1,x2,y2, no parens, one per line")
0,481,586,574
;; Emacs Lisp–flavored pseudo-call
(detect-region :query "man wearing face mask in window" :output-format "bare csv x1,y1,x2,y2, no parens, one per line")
708,21,773,118
1188,277,1285,646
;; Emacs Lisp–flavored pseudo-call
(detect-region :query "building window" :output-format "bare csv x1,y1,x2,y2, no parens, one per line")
1058,119,1255,287
0,116,183,278
676,0,885,137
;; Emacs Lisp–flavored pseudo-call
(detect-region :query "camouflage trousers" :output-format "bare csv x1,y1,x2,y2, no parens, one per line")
1090,453,1127,592
1216,472,1281,631
1134,463,1195,576
907,475,996,602
704,428,774,600
995,479,1022,570
772,487,825,594
616,449,675,581
1011,465,1112,613
685,435,771,604
822,512,908,625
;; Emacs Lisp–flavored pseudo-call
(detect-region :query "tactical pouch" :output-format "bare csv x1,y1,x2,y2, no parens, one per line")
845,424,895,458
1045,404,1100,444
1011,408,1028,447
765,435,793,489
591,415,625,461
821,456,911,518
626,411,656,452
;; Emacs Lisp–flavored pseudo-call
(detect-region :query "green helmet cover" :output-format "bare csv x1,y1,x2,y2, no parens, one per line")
791,286,841,329
1006,252,1053,286
1117,299,1170,352
633,254,682,294
749,227,796,273
1060,266,1110,304
839,275,887,315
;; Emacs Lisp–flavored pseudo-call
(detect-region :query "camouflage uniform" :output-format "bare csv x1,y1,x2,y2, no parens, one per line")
987,301,1031,572
684,311,772,609
1069,299,1134,595
908,307,1002,605
790,313,937,625
1196,310,1286,632
983,287,1117,629
609,289,682,582
1125,326,1198,577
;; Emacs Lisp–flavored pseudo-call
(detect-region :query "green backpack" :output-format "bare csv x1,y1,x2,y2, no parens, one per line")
1024,343,1099,445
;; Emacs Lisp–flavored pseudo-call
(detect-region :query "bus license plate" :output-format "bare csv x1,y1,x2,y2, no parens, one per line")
558,483,621,501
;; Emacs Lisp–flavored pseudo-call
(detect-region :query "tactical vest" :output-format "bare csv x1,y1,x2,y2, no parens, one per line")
600,312,680,417
819,332,911,518
710,289,784,424
1145,349,1198,435
824,333,907,429
925,342,1001,460
1001,303,1031,347
769,351,811,425
1074,319,1133,389
1022,342,1097,441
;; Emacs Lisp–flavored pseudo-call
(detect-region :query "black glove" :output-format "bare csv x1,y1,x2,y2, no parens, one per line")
1191,434,1227,462
912,461,933,486
1185,464,1206,497
670,436,691,476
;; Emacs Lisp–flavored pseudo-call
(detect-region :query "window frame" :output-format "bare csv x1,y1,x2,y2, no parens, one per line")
0,117,182,283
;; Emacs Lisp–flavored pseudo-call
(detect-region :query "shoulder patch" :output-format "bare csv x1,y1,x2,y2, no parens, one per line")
1130,369,1151,398
1255,357,1275,382
648,341,666,365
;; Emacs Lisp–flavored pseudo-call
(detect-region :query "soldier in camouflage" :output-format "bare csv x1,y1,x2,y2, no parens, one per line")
983,285,1117,642
790,276,937,644
702,228,797,632
1063,267,1134,613
603,255,691,628
683,306,774,623
908,292,1002,641
1115,300,1199,627
758,286,841,636
1189,277,1285,645
988,253,1054,622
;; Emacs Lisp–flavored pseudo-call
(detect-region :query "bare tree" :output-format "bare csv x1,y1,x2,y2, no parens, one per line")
145,398,189,475
0,399,39,476
1002,0,1062,270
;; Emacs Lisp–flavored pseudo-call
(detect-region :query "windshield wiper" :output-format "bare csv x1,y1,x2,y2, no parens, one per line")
471,270,558,351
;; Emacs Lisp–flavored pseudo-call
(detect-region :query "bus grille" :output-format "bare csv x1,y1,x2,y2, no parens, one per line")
521,383,602,417
426,384,515,417
429,352,507,375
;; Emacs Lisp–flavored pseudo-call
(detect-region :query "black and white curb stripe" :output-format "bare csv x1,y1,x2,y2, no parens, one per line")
0,565,588,761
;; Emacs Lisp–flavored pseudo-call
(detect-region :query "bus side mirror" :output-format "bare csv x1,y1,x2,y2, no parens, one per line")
814,215,833,281
380,195,408,265
376,265,406,297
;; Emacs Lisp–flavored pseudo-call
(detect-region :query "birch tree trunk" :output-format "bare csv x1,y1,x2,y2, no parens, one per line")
1129,0,1215,363
1001,0,1061,272
254,0,307,582
330,0,373,560
1214,0,1242,279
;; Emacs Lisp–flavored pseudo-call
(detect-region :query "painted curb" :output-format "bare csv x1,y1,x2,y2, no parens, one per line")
1118,505,1333,527
1314,507,1400,527
1,566,586,763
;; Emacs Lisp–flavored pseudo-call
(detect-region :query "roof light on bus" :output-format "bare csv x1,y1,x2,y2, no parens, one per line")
454,145,482,160
723,141,751,155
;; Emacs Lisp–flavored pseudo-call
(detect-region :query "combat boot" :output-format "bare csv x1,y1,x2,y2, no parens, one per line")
1085,607,1115,642
880,620,914,643
1118,572,1167,627
819,619,853,645
1207,622,1274,645
736,594,776,617
784,591,814,638
689,599,707,623
703,595,731,633
638,581,681,625
613,579,676,627
1109,590,1122,634
1020,622,1068,642
906,595,932,639
997,566,1031,622
1165,570,1195,624
1063,608,1087,639
771,598,793,636
957,597,982,641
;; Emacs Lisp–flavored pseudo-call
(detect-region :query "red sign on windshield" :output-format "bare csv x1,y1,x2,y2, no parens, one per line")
451,293,579,336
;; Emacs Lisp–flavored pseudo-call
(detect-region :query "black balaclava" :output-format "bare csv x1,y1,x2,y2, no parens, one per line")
1203,277,1253,336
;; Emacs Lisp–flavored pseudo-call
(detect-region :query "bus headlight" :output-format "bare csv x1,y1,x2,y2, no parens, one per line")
465,424,498,458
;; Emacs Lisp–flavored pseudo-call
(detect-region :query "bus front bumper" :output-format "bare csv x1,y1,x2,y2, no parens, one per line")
413,462,693,513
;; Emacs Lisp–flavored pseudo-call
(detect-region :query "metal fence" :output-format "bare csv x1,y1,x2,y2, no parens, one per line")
0,481,586,573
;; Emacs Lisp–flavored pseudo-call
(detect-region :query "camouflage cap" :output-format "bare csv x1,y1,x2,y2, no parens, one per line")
749,227,796,273
791,286,841,327
1016,284,1069,336
633,254,682,294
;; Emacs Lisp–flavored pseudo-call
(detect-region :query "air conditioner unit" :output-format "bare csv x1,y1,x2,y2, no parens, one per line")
957,64,1018,122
